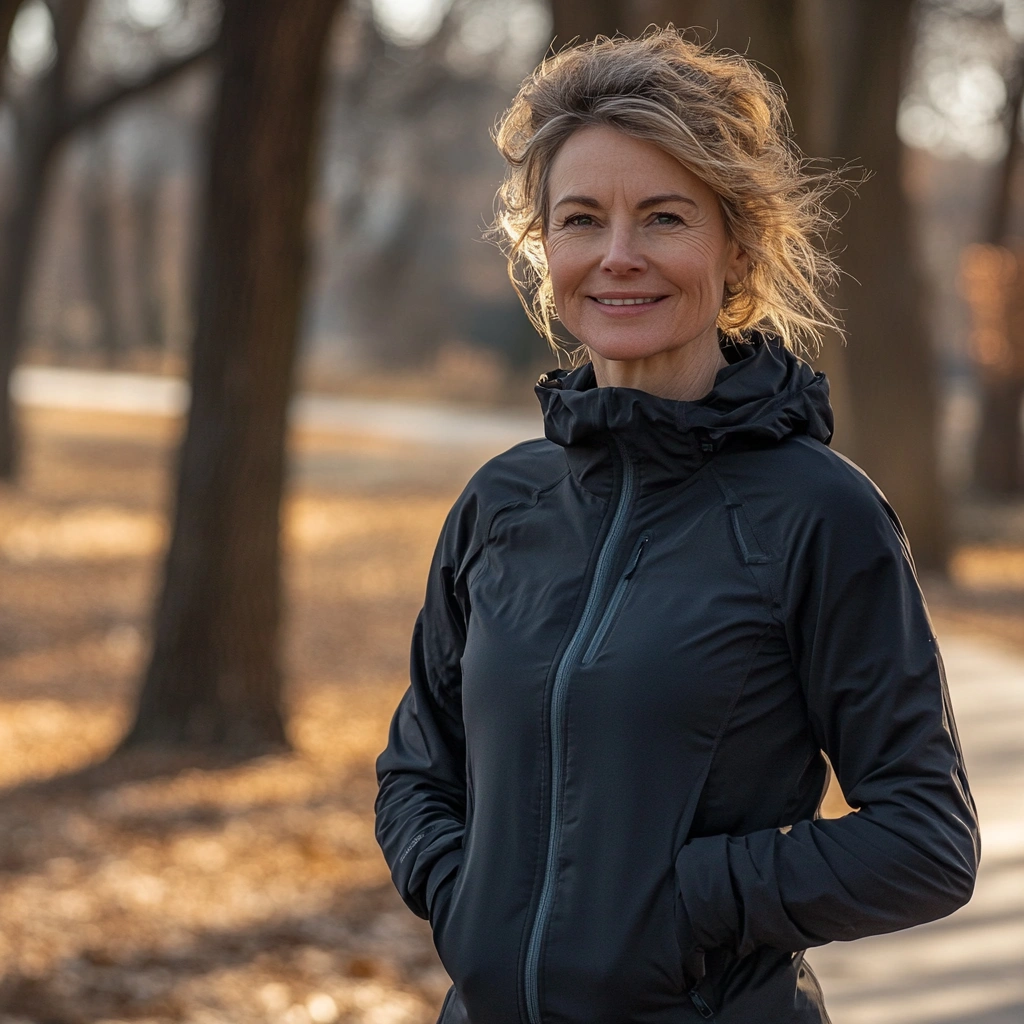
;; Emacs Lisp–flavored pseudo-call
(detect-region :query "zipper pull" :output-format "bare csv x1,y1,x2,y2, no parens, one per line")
688,987,716,1019
623,535,649,580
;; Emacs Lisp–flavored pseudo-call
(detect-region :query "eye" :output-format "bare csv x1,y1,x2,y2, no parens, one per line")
651,211,684,226
562,213,595,227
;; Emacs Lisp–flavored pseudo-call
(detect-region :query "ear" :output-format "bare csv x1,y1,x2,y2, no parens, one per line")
724,243,749,288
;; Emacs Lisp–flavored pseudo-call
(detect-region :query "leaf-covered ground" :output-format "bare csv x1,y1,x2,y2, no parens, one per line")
0,406,1019,1024
0,408,469,1024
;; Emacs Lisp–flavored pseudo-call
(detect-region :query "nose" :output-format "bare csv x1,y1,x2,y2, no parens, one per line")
600,223,646,275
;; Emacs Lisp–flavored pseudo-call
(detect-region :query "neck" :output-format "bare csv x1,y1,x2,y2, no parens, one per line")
590,331,728,401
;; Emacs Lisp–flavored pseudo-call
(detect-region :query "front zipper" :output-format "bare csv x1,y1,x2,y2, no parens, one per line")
580,533,649,666
522,436,637,1024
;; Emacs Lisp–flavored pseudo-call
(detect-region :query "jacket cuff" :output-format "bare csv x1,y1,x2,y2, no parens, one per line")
676,835,740,951
426,848,463,921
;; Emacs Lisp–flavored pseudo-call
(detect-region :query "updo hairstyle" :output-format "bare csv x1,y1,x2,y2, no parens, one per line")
493,27,846,359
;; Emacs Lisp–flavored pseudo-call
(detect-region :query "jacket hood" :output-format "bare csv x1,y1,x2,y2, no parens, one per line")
535,334,833,494
537,333,833,449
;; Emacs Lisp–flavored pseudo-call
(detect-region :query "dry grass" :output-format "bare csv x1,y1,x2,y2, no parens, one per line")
0,405,1019,1023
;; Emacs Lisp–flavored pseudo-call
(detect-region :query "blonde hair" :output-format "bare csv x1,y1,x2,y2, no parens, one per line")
493,27,847,359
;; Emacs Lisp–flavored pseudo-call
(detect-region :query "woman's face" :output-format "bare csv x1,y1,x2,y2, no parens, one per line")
543,126,747,369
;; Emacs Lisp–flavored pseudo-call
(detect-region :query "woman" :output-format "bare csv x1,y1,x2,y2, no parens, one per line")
375,30,979,1024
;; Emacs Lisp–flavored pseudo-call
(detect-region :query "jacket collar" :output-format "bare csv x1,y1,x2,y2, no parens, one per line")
535,333,834,496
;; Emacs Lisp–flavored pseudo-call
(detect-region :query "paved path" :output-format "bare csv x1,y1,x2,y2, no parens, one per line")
14,365,1023,1023
808,633,1024,1024
10,365,542,450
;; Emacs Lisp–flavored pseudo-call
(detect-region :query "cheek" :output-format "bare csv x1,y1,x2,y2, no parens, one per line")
668,244,728,297
545,242,585,305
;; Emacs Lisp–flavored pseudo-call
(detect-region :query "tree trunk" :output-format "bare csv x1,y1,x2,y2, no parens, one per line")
0,114,60,474
122,0,344,753
0,0,90,477
695,0,947,564
820,0,948,570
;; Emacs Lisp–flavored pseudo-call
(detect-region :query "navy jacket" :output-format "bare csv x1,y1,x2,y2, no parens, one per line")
375,336,980,1024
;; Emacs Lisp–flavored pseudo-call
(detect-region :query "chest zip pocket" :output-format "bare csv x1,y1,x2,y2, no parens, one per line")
580,534,649,667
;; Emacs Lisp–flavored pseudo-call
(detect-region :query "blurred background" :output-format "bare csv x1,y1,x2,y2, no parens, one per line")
0,1,1021,1023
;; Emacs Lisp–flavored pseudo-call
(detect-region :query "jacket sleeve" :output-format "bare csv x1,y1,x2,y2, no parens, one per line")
375,493,480,925
675,473,980,957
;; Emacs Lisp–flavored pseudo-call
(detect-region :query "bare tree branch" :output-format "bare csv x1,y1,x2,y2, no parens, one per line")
59,39,217,138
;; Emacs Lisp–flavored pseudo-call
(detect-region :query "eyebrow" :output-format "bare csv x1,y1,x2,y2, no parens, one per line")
552,194,602,211
551,192,699,212
637,193,698,210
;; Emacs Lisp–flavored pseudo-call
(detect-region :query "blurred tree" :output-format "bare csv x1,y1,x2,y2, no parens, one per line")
333,5,468,370
0,0,215,478
550,0,709,45
0,0,19,58
122,0,346,753
815,0,948,570
81,126,122,363
691,0,947,569
132,172,167,352
318,1,548,378
974,44,1024,494
0,0,91,478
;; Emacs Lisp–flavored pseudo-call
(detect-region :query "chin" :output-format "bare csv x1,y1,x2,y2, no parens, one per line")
572,314,722,367
581,334,702,364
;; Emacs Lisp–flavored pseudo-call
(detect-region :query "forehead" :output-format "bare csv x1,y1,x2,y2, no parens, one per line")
547,125,715,206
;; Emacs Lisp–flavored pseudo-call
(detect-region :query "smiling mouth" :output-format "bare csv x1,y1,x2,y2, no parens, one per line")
591,296,664,306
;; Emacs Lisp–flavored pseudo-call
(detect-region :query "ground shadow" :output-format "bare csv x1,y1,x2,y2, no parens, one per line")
0,881,439,1024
